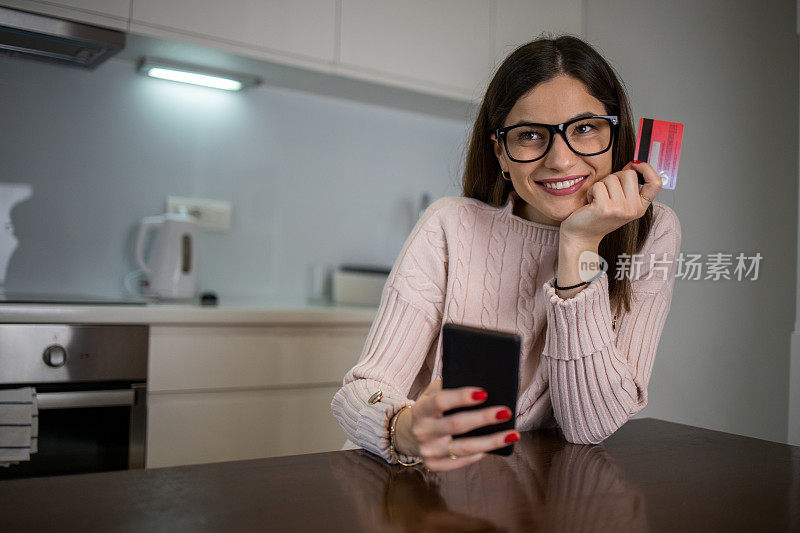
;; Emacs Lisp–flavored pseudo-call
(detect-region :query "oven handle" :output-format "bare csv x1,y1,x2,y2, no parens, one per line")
36,389,135,409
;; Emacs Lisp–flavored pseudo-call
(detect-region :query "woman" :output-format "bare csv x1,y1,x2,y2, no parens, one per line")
331,35,681,472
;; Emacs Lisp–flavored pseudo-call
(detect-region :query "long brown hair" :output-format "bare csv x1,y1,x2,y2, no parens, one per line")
462,34,654,316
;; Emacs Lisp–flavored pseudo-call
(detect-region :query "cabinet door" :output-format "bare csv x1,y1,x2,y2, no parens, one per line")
146,325,368,468
131,0,336,66
1,0,130,30
339,0,493,101
147,386,347,467
494,0,583,67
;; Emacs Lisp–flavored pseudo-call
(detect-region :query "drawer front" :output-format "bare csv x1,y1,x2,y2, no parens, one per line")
146,386,347,468
148,325,368,392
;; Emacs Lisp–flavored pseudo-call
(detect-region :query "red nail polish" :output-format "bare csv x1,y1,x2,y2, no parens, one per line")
472,390,488,401
632,160,643,164
496,408,511,420
504,432,520,443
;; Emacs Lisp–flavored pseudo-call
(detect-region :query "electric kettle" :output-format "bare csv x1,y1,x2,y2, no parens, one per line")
135,212,200,299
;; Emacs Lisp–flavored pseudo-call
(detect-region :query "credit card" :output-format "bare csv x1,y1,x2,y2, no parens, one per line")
633,118,684,190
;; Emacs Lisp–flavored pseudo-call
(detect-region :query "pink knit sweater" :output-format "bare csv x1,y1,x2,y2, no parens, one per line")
331,191,682,464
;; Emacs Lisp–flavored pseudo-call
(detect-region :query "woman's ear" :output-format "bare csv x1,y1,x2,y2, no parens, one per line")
490,134,506,169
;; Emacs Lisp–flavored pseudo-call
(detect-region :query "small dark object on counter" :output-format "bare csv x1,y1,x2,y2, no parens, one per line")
339,264,391,275
200,292,218,306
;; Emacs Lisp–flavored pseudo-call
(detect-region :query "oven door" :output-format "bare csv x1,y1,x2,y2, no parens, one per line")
0,383,146,480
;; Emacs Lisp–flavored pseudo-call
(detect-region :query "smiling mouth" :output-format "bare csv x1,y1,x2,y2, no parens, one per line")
535,175,588,190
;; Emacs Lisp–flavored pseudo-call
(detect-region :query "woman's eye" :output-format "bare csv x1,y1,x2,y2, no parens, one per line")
575,123,594,134
518,130,542,141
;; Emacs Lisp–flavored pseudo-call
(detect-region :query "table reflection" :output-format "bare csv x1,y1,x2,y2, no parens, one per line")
329,429,647,532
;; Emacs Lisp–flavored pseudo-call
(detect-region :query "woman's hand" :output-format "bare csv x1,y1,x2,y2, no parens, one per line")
394,378,519,472
559,160,663,245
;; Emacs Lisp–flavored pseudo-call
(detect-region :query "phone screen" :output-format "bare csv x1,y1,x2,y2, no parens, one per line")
441,323,521,456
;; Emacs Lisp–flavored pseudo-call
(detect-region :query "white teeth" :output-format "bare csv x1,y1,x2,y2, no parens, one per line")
540,176,586,190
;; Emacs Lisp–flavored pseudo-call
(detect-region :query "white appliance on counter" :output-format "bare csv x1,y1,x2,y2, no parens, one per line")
135,212,200,300
332,265,390,306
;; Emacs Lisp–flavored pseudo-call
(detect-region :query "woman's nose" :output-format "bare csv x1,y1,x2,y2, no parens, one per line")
544,133,577,170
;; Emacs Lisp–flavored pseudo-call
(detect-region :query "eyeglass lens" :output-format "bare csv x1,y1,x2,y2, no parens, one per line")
505,117,613,161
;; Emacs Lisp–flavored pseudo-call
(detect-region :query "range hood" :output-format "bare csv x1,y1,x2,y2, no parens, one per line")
0,6,124,69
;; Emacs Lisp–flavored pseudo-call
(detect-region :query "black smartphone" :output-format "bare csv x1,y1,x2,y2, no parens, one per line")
441,323,521,456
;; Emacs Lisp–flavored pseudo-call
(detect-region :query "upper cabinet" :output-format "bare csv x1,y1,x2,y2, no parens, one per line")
338,0,493,102
2,1,584,105
130,0,337,69
0,0,130,30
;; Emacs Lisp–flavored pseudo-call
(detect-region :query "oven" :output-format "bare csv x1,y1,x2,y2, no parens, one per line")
0,324,148,479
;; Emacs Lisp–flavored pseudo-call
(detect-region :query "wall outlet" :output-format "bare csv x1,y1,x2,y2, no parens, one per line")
166,196,232,232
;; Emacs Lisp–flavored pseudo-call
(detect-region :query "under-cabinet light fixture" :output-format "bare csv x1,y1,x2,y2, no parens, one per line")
137,57,261,91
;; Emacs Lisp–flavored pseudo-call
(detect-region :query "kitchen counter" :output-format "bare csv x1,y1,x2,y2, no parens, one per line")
0,299,377,325
0,418,797,531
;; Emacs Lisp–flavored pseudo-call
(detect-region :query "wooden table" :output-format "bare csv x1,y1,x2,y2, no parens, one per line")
0,418,797,532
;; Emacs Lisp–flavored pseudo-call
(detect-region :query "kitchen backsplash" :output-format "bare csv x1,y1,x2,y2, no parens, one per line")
0,54,469,301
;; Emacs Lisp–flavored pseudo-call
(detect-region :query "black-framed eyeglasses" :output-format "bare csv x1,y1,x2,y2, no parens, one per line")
494,115,619,163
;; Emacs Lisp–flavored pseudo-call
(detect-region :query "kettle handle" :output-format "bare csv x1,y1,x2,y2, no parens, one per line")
134,216,162,275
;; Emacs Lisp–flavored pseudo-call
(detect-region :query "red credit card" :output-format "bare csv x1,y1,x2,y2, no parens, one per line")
633,118,684,190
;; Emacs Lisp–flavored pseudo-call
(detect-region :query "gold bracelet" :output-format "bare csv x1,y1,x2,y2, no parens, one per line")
389,405,422,466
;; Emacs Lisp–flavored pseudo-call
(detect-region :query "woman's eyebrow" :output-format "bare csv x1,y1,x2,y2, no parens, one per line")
508,111,598,126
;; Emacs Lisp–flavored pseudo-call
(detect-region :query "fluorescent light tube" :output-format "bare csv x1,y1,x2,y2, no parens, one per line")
137,57,261,91
146,67,242,91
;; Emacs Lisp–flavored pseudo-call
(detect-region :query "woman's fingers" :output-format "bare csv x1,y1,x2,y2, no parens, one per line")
601,172,626,204
414,383,487,419
607,169,643,218
450,429,519,457
427,405,512,438
589,180,610,206
630,160,663,207
618,168,641,209
420,429,519,471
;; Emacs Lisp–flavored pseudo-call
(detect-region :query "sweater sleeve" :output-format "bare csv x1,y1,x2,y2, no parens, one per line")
541,205,682,445
330,200,449,464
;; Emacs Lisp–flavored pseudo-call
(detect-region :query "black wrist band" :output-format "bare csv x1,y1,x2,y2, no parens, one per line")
554,271,603,291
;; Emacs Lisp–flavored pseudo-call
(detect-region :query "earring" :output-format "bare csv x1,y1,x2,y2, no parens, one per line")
500,170,511,181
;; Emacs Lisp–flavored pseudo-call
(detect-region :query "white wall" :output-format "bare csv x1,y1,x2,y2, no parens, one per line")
0,55,468,301
585,0,798,444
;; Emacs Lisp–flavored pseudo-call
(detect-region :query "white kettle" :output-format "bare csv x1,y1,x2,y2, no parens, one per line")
135,212,200,299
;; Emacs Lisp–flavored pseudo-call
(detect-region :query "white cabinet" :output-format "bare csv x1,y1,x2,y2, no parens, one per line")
1,0,585,104
0,0,130,30
130,0,337,69
338,0,493,101
494,0,583,68
146,324,367,468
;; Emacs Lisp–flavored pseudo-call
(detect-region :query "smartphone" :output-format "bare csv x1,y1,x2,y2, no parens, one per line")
441,323,521,456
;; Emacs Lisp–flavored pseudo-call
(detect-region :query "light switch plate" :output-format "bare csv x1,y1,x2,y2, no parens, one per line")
166,196,232,232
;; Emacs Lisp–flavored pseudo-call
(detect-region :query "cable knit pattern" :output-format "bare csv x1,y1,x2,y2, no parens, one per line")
480,217,508,329
516,239,538,343
331,192,681,462
446,205,476,324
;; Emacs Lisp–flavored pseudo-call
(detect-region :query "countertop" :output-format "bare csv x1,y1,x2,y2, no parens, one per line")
0,298,378,325
0,418,797,532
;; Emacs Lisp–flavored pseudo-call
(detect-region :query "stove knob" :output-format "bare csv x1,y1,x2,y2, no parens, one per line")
43,345,67,367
